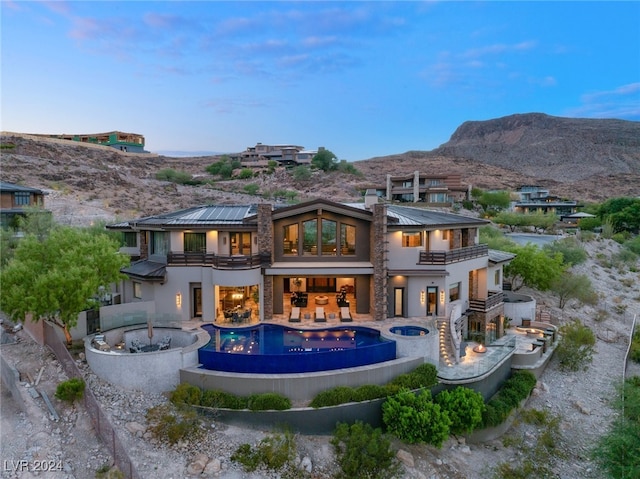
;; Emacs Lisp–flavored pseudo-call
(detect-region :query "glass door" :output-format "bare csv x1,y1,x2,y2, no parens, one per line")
427,287,438,316
394,288,404,317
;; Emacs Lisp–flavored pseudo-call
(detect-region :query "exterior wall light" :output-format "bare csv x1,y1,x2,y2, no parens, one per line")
176,292,182,307
420,290,425,304
440,290,445,304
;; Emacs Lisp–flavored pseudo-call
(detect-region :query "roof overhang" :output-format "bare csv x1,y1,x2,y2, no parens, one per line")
265,261,374,276
387,269,449,277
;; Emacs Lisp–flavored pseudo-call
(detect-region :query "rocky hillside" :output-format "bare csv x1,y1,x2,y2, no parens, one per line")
1,113,638,225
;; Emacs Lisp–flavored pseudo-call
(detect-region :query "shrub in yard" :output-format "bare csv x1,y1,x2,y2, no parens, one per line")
331,421,401,479
556,319,596,371
146,404,202,445
481,371,537,428
387,363,438,391
170,383,202,406
435,387,485,435
247,392,291,411
630,330,640,363
231,430,296,472
309,386,355,408
199,389,248,409
352,384,389,402
382,389,451,447
55,377,85,403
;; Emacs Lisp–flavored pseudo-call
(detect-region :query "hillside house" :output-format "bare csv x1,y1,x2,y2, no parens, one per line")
373,171,470,206
0,181,49,228
30,131,146,153
106,194,514,359
512,185,579,215
235,142,319,168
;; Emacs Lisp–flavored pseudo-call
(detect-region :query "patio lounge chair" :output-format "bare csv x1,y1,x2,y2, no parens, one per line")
339,307,352,322
314,307,327,322
289,307,301,323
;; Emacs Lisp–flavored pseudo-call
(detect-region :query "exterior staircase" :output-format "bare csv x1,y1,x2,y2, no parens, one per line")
438,319,456,367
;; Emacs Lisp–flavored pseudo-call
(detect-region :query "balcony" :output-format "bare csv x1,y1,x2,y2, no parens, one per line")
418,244,488,265
468,291,504,312
167,252,270,269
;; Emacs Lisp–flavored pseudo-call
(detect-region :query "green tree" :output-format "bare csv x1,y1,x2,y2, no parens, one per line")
577,216,601,231
242,183,260,195
435,387,485,435
598,198,640,233
331,421,401,479
543,237,587,266
311,149,338,172
0,227,129,343
238,168,253,179
504,244,565,291
493,211,527,232
528,211,558,233
480,225,518,251
551,272,597,309
477,191,511,212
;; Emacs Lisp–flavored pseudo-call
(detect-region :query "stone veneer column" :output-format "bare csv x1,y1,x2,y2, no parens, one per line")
452,229,462,249
413,170,419,203
139,231,148,260
371,204,388,321
257,204,274,320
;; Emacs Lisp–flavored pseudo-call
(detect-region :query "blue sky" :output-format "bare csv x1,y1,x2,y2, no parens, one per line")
2,1,639,160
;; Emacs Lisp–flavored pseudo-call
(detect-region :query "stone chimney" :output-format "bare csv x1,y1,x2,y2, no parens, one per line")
364,189,378,210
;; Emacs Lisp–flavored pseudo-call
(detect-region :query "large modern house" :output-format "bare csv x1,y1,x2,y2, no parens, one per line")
106,193,514,359
28,131,147,153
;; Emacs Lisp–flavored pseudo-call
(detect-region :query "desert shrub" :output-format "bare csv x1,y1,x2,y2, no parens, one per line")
247,393,291,411
291,165,312,182
231,430,296,472
238,168,254,179
435,387,485,435
336,160,362,176
624,236,640,255
387,363,438,390
556,319,596,371
243,183,260,195
382,389,451,447
146,404,202,445
199,389,248,409
352,384,389,402
55,377,85,403
155,168,197,185
630,330,640,363
331,421,401,479
309,386,356,408
170,383,202,406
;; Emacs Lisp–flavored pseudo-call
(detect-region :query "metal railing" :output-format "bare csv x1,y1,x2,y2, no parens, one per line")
43,322,140,479
419,244,488,265
167,252,270,268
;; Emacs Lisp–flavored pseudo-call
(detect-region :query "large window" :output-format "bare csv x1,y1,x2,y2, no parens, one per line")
14,192,30,206
429,193,448,203
184,232,206,253
133,282,142,299
122,232,137,248
302,219,317,255
321,219,337,255
341,224,356,255
402,232,423,247
230,232,251,255
150,231,169,255
283,224,299,255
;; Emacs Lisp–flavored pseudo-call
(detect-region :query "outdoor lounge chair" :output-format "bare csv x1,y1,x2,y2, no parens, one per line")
314,307,327,322
289,307,301,323
339,307,352,322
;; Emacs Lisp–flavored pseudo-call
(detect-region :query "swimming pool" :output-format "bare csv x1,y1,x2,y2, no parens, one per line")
389,325,429,336
199,323,396,374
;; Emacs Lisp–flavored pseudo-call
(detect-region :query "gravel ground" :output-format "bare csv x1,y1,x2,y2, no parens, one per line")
1,237,638,479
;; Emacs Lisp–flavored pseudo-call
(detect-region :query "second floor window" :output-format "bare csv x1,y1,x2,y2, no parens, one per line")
402,232,423,247
122,232,137,248
283,224,299,255
321,219,337,255
14,192,30,206
230,232,251,255
150,231,169,255
184,232,206,253
303,219,318,255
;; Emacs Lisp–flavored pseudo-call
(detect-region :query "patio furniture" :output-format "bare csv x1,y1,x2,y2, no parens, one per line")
289,307,301,322
315,295,329,305
339,307,352,322
314,307,327,322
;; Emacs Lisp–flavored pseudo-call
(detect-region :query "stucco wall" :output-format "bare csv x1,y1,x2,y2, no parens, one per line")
504,292,536,326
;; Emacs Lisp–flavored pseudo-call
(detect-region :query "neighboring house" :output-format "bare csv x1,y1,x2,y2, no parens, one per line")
511,185,579,216
0,181,48,228
560,212,596,225
373,171,470,206
234,142,320,168
106,193,514,358
29,131,146,153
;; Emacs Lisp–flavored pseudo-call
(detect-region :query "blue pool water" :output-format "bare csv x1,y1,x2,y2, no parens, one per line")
199,323,396,374
389,326,429,336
